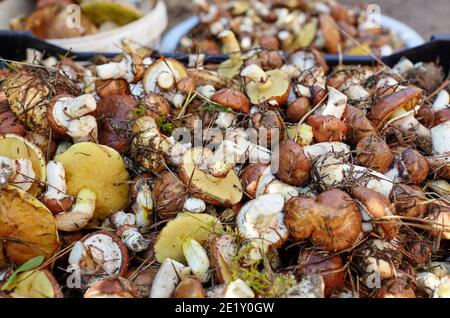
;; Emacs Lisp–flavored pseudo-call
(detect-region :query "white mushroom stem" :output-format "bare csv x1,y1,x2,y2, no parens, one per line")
55,188,97,232
0,156,35,192
183,197,206,213
150,259,191,298
322,86,347,119
431,121,450,154
119,226,150,252
303,142,351,162
110,211,135,228
393,58,415,75
388,110,432,152
215,112,236,129
133,184,153,232
208,140,248,177
67,115,98,143
196,85,216,99
43,161,72,204
432,90,449,111
264,180,299,201
58,94,97,118
95,55,134,82
183,238,211,283
219,30,241,63
344,85,370,101
291,51,317,72
317,158,393,197
225,279,255,298
241,65,272,91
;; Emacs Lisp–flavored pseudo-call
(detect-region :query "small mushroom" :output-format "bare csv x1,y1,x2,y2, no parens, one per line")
84,278,139,298
241,64,291,106
342,105,377,144
95,79,131,99
352,186,399,239
391,184,428,217
47,94,98,143
237,193,289,248
275,140,312,186
251,109,285,145
306,115,348,142
174,276,205,298
153,171,186,220
385,149,429,185
211,88,250,113
96,54,145,84
356,136,394,173
287,97,310,123
297,250,346,297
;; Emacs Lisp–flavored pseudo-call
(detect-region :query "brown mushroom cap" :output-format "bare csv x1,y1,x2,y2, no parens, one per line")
251,109,285,145
209,234,237,284
174,276,205,298
176,77,197,95
401,149,429,184
368,86,422,129
297,250,346,296
84,277,139,298
125,267,157,298
95,79,131,99
141,93,170,118
391,184,428,217
211,88,250,113
153,171,186,220
353,187,399,239
285,189,362,251
275,140,311,186
356,136,394,173
375,279,416,298
240,163,271,199
96,95,138,154
342,105,377,144
306,115,348,142
287,97,310,123
257,50,285,70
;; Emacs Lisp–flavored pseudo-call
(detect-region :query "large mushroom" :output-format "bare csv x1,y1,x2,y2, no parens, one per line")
285,189,362,251
55,142,130,224
0,187,60,264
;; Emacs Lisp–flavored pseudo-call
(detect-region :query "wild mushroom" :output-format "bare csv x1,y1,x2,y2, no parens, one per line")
5,269,63,298
0,93,26,136
108,211,150,253
47,94,98,143
384,149,429,185
55,142,130,224
211,88,250,113
251,109,285,145
217,30,243,79
427,121,450,179
368,86,422,129
342,105,377,144
306,115,348,142
41,161,74,214
183,238,211,283
287,97,310,122
96,54,145,84
237,193,289,248
142,58,188,95
241,64,291,106
149,258,191,298
95,79,131,99
275,140,312,186
68,231,129,288
0,134,46,196
153,171,186,220
179,147,243,206
0,187,60,264
209,234,237,284
285,189,362,251
84,278,139,298
95,94,138,153
297,250,346,297
352,187,399,239
153,212,223,263
390,184,428,217
174,276,205,298
356,136,394,173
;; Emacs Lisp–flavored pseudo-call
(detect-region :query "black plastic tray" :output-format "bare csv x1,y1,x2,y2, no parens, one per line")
0,31,449,73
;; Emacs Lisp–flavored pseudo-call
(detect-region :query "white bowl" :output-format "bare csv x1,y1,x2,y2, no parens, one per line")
159,15,425,54
0,0,168,53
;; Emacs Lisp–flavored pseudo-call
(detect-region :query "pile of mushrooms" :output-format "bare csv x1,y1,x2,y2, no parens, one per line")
179,0,404,56
0,33,449,299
